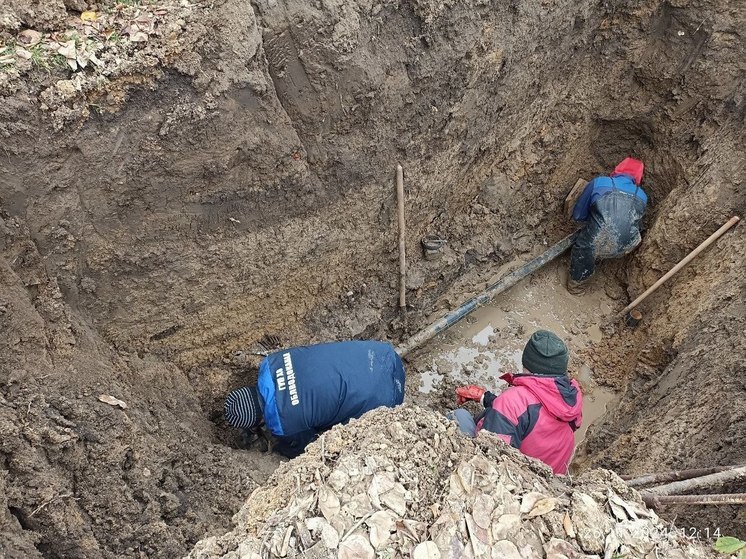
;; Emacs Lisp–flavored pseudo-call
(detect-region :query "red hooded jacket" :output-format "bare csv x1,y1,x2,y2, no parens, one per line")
476,373,583,474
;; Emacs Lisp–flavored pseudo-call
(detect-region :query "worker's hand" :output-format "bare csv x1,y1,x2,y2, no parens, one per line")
455,385,486,406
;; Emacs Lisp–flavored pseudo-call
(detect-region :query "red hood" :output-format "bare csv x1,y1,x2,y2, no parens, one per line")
611,157,644,185
500,373,583,424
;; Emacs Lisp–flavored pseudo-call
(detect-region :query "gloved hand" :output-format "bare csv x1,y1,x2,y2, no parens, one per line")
455,385,486,406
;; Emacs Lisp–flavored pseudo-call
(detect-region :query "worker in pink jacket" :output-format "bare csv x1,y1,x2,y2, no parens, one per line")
451,330,583,474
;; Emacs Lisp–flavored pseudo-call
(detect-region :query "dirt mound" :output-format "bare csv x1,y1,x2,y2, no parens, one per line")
188,406,715,559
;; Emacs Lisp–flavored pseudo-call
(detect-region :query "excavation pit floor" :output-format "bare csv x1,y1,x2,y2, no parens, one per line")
409,259,618,448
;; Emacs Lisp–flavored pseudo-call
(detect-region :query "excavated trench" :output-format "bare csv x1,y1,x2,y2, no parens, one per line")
1,0,744,557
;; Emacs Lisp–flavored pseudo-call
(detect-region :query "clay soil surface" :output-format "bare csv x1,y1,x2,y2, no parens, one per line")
1,0,744,556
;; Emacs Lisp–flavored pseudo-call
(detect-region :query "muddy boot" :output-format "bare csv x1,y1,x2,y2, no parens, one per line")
566,277,588,295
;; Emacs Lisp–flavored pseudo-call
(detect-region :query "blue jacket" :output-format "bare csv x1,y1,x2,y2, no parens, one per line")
257,341,405,457
572,174,648,222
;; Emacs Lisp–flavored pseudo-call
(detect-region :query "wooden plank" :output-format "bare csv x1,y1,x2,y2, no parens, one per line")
564,178,588,218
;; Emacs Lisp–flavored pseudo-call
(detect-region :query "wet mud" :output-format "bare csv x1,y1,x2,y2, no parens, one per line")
408,260,617,451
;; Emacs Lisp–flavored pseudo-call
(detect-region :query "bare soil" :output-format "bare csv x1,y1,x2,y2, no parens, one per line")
1,0,744,556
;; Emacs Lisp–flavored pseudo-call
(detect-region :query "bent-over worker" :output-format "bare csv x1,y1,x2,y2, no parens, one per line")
451,330,583,475
224,340,405,458
568,157,648,294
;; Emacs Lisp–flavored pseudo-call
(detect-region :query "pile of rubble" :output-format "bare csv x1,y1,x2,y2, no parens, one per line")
188,406,717,559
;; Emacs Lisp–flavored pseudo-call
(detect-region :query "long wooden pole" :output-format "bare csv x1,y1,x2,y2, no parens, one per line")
643,493,746,507
641,465,746,497
396,164,406,312
620,215,740,316
624,465,741,487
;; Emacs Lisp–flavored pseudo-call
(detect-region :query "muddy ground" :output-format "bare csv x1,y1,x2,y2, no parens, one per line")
1,0,744,556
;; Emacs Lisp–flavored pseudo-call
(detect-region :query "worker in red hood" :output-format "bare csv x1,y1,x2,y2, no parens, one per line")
451,330,583,475
568,157,648,294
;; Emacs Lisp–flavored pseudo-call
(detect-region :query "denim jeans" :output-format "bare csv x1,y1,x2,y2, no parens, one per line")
447,409,477,437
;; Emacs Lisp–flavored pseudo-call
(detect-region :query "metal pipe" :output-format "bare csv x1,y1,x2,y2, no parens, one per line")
396,232,578,357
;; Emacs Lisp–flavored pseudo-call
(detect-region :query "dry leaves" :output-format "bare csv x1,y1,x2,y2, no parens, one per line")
4,0,196,75
184,406,715,559
412,541,440,559
526,497,558,518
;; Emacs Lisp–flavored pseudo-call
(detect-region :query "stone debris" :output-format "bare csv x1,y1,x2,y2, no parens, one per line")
188,406,716,559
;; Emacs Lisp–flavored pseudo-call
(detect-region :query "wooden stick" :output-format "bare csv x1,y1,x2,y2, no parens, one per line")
642,466,746,497
564,178,588,218
396,164,406,311
624,465,743,487
643,493,746,507
620,215,740,316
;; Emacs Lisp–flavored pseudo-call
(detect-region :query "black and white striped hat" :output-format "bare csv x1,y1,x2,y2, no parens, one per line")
224,386,261,429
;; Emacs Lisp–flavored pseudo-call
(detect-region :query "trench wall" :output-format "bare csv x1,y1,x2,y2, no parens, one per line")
0,0,744,555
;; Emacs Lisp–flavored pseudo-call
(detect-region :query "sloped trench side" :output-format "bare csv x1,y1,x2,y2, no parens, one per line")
567,0,746,536
0,0,744,558
577,135,746,535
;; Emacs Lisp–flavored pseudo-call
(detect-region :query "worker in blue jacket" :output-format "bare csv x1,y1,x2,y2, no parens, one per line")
568,157,648,294
224,340,405,458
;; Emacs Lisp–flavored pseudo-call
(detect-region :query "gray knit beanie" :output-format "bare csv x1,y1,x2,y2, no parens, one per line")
521,330,569,376
224,386,262,429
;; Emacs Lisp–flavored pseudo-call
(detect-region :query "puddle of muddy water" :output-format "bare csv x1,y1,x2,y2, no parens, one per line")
414,260,617,446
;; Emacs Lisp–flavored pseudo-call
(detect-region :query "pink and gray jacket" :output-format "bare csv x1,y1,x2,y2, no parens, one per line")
476,373,583,474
